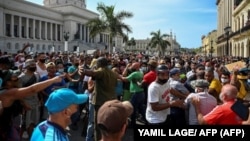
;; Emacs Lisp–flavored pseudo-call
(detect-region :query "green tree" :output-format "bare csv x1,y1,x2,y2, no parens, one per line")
86,2,133,54
126,37,136,52
149,30,170,57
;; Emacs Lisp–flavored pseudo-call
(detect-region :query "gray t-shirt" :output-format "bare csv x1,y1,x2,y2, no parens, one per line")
169,78,189,101
18,72,40,108
184,91,217,125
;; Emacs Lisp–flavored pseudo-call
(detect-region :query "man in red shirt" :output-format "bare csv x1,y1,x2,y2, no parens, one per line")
193,84,250,125
138,60,158,105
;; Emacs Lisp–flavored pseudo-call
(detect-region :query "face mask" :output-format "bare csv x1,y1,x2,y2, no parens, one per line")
39,59,46,63
158,79,168,84
248,79,250,84
195,88,199,93
205,67,211,70
221,78,229,83
108,65,112,69
1,70,8,73
141,67,148,72
20,57,25,62
28,66,37,72
58,69,64,73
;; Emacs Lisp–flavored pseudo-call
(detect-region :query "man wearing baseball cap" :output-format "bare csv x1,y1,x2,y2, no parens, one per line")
185,79,217,125
30,88,88,141
97,99,133,141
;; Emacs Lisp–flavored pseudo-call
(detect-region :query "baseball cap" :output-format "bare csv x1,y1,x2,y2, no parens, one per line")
237,67,249,79
175,63,181,68
45,88,88,114
190,79,210,89
169,68,180,76
148,60,158,68
24,59,36,69
156,65,169,73
97,100,133,133
46,62,56,68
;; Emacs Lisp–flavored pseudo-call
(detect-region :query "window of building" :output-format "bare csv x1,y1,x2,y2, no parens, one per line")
6,24,11,37
37,44,40,51
15,43,19,50
14,25,18,37
7,43,11,50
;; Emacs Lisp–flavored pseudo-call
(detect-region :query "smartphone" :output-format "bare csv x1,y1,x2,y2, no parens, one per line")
231,100,249,120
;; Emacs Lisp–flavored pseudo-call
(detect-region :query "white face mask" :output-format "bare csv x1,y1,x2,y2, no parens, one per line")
58,69,64,73
195,88,199,93
20,57,25,62
205,67,211,70
221,78,229,83
141,67,148,72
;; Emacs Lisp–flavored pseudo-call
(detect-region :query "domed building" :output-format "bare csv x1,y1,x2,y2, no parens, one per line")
0,0,113,54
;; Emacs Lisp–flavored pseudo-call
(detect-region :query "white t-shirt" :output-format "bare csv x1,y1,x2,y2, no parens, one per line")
36,63,48,78
146,81,171,124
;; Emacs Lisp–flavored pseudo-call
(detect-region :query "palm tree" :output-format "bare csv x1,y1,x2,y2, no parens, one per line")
149,30,170,57
126,37,136,52
86,2,133,54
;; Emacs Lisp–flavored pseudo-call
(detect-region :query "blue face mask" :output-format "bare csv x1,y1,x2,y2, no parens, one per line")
108,65,112,69
248,79,250,84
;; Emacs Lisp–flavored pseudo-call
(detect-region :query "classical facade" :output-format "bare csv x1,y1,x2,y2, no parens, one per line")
231,0,250,57
0,0,123,54
216,0,250,57
216,0,234,56
125,31,181,56
201,30,217,57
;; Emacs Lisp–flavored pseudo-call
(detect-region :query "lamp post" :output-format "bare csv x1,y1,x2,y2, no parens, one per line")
210,40,213,58
224,23,231,56
77,41,80,55
63,31,69,52
204,44,207,57
52,42,55,52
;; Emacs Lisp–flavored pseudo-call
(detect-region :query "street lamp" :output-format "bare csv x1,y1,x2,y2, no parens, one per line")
224,23,231,56
63,31,69,52
51,42,55,52
210,40,213,58
204,44,207,57
63,31,69,41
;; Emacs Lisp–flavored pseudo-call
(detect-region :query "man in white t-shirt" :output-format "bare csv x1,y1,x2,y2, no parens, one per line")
146,65,183,125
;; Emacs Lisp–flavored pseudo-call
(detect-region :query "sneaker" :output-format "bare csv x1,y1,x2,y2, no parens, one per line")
22,131,29,139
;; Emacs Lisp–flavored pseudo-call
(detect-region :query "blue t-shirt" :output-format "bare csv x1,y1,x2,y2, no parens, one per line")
30,120,69,141
39,74,66,102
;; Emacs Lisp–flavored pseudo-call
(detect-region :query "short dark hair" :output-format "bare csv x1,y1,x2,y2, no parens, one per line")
97,57,108,67
221,71,231,77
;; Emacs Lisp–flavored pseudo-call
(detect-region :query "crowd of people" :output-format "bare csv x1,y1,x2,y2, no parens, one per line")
1,43,250,141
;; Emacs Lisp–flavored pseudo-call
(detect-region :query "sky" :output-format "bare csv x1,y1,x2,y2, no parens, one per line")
26,0,217,48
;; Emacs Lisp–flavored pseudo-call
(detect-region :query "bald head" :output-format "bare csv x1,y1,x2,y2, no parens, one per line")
131,62,140,70
220,84,238,102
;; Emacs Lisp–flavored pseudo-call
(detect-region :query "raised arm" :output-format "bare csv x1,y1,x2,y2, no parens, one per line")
0,75,64,108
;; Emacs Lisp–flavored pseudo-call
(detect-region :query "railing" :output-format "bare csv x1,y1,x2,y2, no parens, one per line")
217,23,250,43
231,23,250,37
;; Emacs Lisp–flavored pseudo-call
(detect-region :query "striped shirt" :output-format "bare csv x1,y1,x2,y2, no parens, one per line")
31,120,69,141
